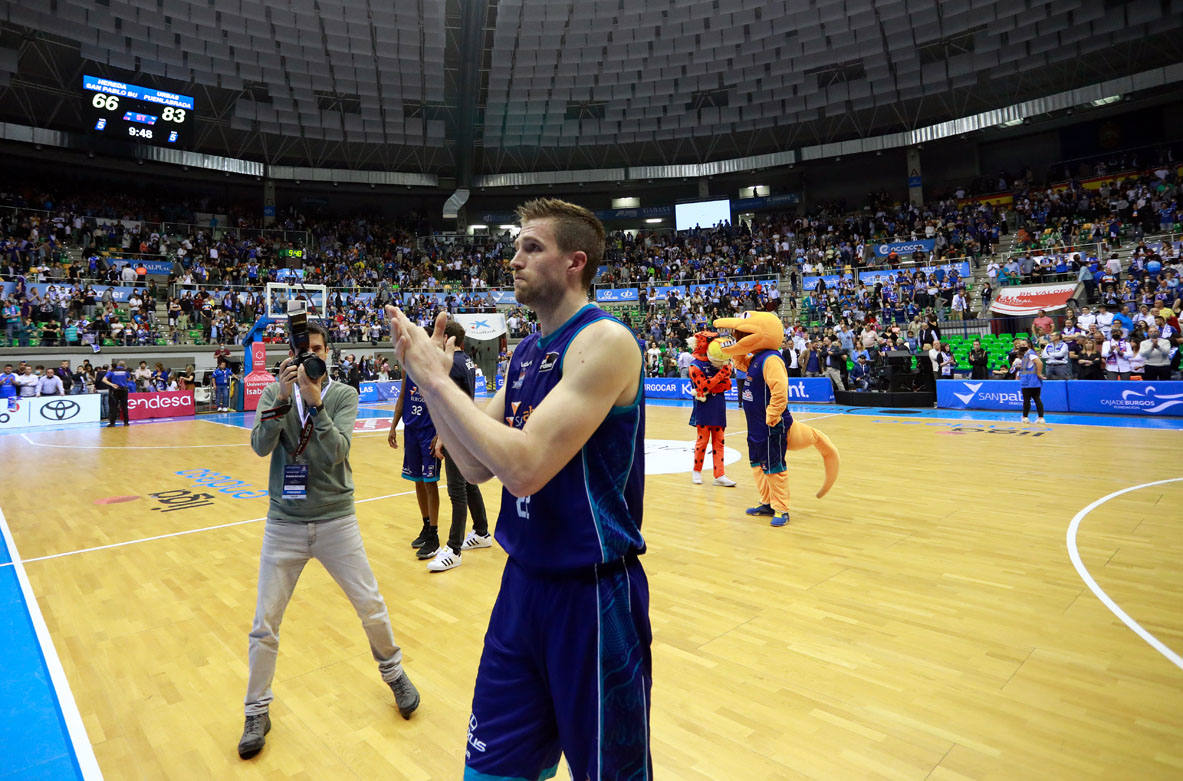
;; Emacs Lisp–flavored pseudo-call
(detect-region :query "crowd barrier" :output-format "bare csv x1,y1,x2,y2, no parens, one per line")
937,380,1183,416
128,390,195,420
0,393,102,429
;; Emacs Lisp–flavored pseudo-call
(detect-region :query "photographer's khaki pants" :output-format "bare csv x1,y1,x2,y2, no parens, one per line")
244,514,404,715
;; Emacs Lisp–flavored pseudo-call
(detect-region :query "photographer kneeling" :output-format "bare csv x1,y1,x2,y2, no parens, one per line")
239,318,418,760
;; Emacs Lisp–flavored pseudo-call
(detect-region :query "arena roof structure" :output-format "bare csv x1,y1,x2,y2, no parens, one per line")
0,0,1180,182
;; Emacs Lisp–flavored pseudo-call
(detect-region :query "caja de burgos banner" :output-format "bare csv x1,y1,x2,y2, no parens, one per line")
128,390,196,420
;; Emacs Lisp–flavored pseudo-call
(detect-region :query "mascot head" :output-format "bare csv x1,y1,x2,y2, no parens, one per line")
691,330,717,359
712,311,785,357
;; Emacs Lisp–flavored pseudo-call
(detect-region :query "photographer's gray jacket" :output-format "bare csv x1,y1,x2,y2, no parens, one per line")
250,379,358,522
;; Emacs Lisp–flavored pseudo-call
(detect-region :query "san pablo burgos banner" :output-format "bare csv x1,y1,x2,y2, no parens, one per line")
938,380,1183,416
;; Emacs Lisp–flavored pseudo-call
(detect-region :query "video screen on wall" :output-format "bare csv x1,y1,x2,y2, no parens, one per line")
674,199,732,231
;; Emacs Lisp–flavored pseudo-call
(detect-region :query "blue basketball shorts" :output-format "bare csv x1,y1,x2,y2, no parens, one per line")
401,427,440,482
464,555,653,781
747,420,787,474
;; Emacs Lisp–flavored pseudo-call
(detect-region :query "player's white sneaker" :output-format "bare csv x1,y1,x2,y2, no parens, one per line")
691,471,703,484
426,546,461,572
713,475,736,487
1036,417,1047,425
1021,416,1029,424
460,531,492,550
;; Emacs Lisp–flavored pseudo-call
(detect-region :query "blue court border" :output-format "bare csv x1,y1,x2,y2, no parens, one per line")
0,507,99,780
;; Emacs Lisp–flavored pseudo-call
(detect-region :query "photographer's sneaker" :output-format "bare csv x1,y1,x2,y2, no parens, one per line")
713,475,736,487
427,546,461,572
1021,416,1030,424
237,712,271,759
461,531,492,550
691,471,703,485
388,672,420,719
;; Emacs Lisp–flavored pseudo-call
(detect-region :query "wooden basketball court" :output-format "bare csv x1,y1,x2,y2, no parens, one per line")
0,402,1180,779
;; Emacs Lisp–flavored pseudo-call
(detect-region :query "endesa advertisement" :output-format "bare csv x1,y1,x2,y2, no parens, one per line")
128,390,196,420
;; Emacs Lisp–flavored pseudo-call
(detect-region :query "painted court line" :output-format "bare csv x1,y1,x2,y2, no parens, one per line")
1,490,415,566
1067,477,1183,672
0,504,104,780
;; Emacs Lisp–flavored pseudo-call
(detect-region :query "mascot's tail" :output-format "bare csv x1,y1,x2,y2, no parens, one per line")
787,423,840,498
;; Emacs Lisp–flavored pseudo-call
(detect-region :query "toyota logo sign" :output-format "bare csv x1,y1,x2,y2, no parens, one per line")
40,399,80,421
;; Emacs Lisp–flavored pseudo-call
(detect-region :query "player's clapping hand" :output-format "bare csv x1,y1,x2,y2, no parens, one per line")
385,306,453,378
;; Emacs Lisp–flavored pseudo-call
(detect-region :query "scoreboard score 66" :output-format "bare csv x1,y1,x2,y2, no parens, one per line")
83,75,194,147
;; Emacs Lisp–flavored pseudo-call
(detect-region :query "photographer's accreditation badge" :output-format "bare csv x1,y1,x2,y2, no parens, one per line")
283,464,309,500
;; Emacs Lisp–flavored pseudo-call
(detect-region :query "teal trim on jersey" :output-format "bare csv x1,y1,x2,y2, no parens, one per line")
463,762,559,781
400,475,440,483
608,370,645,416
582,448,609,562
538,303,596,351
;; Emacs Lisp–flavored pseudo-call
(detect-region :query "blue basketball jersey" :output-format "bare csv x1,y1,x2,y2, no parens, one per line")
401,374,435,435
1018,352,1042,388
688,358,728,428
740,349,793,441
496,304,645,571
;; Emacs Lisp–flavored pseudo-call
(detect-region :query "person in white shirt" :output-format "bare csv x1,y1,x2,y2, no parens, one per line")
1095,305,1115,339
38,368,65,396
1101,328,1135,379
676,346,695,378
1077,306,1096,331
14,366,40,397
950,292,966,320
1138,327,1172,381
1041,332,1071,379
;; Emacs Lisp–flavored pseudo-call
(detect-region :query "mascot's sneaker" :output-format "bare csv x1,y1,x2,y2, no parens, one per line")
746,503,774,516
691,471,703,484
713,475,736,487
770,512,790,527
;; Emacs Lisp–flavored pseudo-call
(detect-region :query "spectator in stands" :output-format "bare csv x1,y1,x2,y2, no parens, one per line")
134,361,153,391
0,364,16,399
1102,328,1135,380
969,339,990,379
1032,309,1055,338
1139,327,1172,380
14,365,39,397
821,337,847,391
176,364,196,391
848,354,870,390
1075,338,1104,379
1095,305,1115,338
38,367,64,396
1041,332,1071,379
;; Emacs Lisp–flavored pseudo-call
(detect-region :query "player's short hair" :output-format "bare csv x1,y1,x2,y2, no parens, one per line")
515,198,605,292
444,319,466,347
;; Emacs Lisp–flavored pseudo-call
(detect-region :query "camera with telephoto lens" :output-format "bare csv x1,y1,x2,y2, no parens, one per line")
286,299,326,381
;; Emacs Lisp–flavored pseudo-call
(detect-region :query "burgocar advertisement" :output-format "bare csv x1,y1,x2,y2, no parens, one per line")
644,377,835,404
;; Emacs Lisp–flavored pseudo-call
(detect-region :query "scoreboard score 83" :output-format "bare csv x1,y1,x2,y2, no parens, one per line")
83,75,195,147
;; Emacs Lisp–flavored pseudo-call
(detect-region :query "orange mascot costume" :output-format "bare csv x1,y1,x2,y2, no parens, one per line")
713,312,839,526
687,330,735,486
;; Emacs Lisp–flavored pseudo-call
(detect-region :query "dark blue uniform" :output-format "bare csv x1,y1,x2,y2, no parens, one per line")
741,349,792,474
465,304,652,781
400,374,440,482
688,357,727,428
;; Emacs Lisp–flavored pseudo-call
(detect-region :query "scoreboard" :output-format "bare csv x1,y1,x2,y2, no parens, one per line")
83,75,195,147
